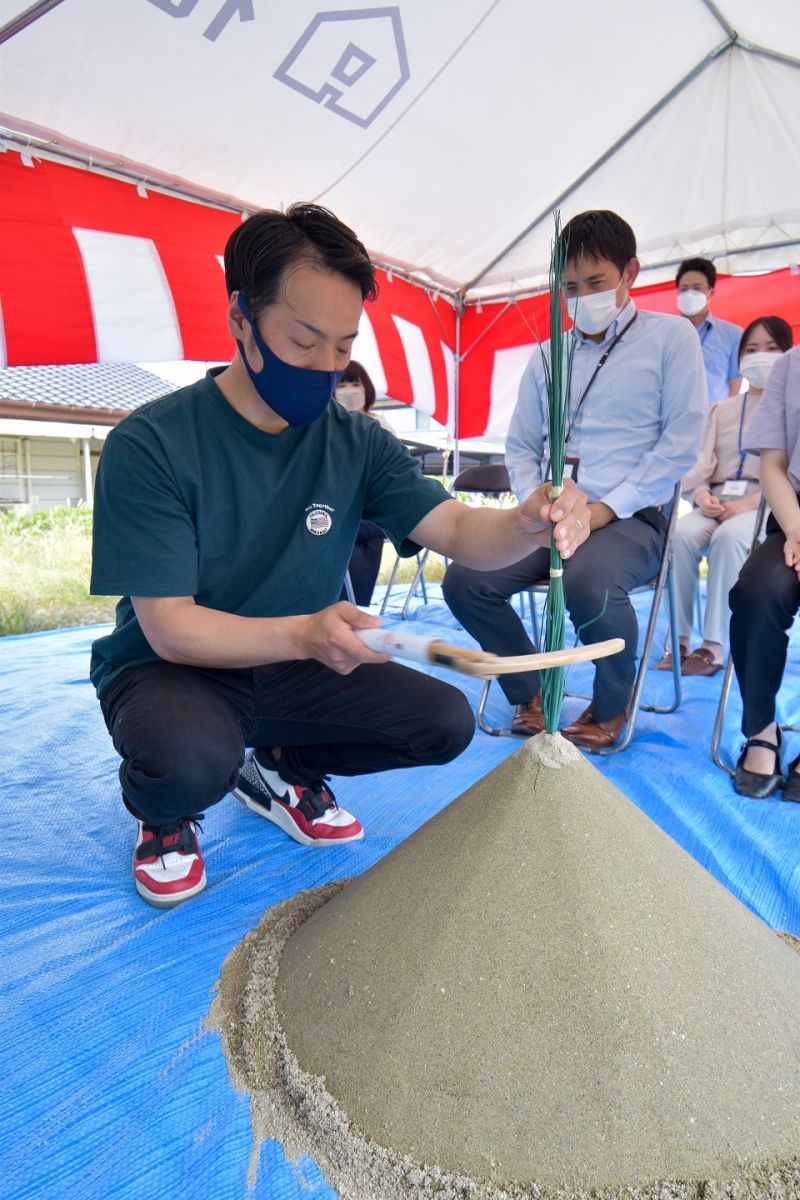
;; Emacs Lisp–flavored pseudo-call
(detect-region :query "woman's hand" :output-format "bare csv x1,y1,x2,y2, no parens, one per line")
696,489,723,520
783,526,800,579
718,494,759,522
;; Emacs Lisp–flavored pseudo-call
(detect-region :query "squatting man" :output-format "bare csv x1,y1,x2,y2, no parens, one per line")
90,202,589,909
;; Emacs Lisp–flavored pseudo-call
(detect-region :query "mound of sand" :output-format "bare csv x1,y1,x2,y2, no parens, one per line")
270,736,800,1192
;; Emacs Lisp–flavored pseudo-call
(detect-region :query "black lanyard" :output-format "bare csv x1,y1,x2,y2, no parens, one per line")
564,312,638,450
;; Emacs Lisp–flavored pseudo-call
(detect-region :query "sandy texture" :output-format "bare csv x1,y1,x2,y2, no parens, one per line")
210,737,800,1198
210,887,800,1200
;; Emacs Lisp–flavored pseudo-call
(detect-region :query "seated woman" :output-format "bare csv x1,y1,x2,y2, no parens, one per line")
659,316,793,676
334,360,393,605
729,343,800,800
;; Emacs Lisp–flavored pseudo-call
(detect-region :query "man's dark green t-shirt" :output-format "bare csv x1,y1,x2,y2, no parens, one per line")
90,369,449,695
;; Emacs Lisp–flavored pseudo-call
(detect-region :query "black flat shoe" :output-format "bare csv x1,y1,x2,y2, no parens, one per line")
733,730,783,799
783,753,800,804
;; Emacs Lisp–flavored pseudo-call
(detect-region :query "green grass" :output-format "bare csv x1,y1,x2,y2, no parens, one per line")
0,505,449,637
0,507,117,636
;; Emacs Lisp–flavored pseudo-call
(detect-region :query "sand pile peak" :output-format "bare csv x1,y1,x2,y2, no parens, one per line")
269,737,800,1193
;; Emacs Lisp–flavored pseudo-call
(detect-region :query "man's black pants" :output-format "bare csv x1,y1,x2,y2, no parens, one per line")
729,511,800,737
99,658,475,826
442,513,665,722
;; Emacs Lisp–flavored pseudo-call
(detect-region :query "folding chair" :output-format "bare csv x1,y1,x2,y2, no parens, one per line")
382,463,520,620
475,482,684,755
379,441,445,616
709,498,800,774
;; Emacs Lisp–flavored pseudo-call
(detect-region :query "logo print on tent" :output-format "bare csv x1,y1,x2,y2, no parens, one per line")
274,7,410,128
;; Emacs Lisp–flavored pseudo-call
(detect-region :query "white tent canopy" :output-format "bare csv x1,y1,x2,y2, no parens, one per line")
1,0,799,299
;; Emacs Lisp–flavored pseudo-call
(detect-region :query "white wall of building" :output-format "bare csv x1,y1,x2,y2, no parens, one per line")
0,422,108,511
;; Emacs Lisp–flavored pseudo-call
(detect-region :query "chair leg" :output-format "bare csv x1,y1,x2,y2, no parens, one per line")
419,554,429,604
591,557,681,757
401,548,430,619
529,590,540,647
475,677,519,738
379,554,403,615
711,654,737,776
652,561,683,714
694,576,704,638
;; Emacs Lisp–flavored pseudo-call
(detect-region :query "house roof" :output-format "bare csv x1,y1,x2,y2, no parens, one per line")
0,362,178,414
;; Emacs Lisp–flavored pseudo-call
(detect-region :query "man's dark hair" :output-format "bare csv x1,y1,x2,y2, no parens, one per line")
738,315,794,361
559,210,637,273
339,359,377,411
675,256,716,288
224,203,378,318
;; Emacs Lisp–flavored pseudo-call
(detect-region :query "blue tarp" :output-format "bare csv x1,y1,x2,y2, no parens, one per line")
2,590,799,1199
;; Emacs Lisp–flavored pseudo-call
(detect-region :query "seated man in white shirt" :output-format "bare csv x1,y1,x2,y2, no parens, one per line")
443,209,707,748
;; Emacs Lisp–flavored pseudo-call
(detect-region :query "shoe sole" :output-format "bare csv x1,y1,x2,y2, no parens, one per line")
232,784,364,846
134,870,207,908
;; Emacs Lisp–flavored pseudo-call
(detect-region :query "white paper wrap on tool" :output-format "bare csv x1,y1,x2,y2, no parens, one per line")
356,628,438,665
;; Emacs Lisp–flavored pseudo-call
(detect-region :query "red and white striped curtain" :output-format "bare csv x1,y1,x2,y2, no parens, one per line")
2,150,798,437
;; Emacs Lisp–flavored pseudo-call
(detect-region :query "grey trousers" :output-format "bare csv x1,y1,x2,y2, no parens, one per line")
442,513,664,722
671,506,759,645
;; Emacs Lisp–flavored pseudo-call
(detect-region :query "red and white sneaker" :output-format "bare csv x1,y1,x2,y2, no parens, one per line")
233,752,364,846
132,817,207,908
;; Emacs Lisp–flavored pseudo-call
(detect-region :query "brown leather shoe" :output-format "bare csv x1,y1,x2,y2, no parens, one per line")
682,647,723,677
656,646,686,672
511,693,545,736
560,705,627,749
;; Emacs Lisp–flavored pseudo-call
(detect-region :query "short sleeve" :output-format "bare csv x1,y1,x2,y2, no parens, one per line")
361,427,450,555
90,419,200,597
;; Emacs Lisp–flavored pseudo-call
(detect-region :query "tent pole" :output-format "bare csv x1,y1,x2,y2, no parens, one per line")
465,236,800,306
460,298,515,361
80,438,93,506
0,0,66,45
453,297,464,481
698,0,737,39
462,37,736,294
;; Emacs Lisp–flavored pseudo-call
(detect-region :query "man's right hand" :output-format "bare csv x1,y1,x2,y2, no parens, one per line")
294,602,391,675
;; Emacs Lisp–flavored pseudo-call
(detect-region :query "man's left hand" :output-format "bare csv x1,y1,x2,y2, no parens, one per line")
518,476,590,559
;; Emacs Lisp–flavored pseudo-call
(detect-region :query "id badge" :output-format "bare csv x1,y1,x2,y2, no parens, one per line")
563,455,580,483
720,479,748,498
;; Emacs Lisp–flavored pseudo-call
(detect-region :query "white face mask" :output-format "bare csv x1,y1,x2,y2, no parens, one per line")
739,351,781,391
334,383,366,412
566,287,625,336
676,289,708,317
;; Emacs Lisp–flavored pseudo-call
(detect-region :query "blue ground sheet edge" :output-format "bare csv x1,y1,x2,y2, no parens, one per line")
2,588,798,1200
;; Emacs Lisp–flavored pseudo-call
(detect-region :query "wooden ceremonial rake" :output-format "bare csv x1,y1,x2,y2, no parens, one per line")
357,629,623,680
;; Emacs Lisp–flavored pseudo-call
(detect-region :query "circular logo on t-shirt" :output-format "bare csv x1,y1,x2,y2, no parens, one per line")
306,508,332,536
